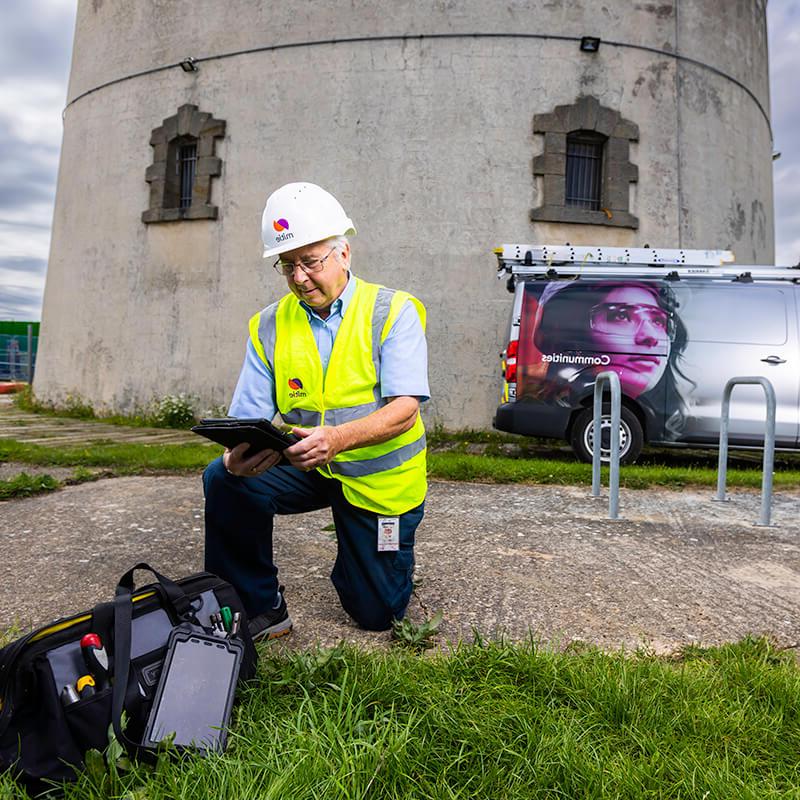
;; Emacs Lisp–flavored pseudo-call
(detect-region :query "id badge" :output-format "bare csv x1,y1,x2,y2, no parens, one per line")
377,517,400,552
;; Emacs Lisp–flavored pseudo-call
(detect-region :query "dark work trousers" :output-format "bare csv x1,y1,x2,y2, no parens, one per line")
203,456,424,631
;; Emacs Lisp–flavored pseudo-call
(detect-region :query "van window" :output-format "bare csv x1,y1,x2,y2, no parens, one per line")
678,286,788,345
523,280,670,357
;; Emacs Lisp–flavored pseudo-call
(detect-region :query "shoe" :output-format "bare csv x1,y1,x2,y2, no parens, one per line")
247,585,293,641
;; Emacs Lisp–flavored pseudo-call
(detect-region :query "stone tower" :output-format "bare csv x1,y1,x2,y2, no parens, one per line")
36,0,773,428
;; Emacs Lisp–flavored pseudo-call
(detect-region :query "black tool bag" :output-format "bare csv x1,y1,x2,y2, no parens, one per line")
0,563,257,795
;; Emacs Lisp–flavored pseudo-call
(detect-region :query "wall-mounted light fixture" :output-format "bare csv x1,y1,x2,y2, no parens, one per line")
179,57,198,73
772,151,782,161
580,36,601,53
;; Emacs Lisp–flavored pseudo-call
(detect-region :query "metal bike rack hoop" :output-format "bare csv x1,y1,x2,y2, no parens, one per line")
591,371,621,520
715,376,776,527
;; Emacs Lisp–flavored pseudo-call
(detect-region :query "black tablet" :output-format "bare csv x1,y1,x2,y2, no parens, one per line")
142,628,243,753
191,418,299,459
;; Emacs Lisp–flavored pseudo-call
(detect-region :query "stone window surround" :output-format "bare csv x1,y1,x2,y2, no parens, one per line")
531,95,639,229
142,104,226,223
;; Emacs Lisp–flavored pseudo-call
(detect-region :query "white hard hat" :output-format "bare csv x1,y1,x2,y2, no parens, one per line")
261,182,356,258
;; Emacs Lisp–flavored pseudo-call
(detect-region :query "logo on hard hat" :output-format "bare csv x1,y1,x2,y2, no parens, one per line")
288,377,306,398
273,217,294,244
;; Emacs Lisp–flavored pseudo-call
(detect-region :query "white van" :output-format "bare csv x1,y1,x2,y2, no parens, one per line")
493,245,800,463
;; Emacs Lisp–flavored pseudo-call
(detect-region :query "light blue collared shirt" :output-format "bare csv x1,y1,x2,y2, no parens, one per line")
229,274,430,419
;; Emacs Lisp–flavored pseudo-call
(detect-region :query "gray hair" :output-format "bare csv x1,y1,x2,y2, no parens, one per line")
325,235,349,255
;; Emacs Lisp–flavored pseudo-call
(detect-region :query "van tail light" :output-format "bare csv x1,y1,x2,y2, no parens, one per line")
505,340,518,383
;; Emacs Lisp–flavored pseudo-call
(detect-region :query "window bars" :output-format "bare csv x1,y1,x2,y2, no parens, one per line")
565,133,604,210
178,143,197,209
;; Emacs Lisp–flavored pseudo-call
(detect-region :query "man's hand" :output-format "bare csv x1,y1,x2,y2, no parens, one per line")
285,426,346,471
283,397,419,472
223,442,282,477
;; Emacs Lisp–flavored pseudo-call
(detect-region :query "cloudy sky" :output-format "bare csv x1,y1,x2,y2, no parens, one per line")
1,1,798,320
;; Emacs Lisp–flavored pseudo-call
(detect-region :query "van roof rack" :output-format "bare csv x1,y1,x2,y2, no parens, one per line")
495,244,800,282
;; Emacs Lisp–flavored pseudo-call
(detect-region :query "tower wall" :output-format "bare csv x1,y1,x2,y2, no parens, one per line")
37,0,773,428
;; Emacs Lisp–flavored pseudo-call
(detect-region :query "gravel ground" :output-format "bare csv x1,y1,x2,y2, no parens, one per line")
2,475,800,654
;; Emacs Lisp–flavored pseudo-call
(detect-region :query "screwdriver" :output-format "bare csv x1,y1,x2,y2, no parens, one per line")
210,613,228,638
76,674,96,699
60,684,80,706
80,633,109,688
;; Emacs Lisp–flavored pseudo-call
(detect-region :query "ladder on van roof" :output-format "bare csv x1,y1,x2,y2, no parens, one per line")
495,244,800,282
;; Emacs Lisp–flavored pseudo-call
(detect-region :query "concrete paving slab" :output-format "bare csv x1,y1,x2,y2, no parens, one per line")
2,476,799,654
0,397,199,446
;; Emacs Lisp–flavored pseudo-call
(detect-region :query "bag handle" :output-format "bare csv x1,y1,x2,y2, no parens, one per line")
116,563,192,618
111,564,190,756
111,584,136,752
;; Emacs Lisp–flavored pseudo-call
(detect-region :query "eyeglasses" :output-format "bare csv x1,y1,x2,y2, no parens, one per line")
589,302,675,338
273,245,337,277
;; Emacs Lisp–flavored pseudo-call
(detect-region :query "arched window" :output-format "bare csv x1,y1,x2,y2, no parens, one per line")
164,135,198,210
143,104,226,223
565,131,606,210
531,96,639,229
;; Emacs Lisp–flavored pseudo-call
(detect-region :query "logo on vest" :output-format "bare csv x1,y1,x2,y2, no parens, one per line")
288,377,307,398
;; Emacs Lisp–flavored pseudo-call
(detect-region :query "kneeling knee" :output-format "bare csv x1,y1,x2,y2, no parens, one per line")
348,601,408,632
203,456,228,490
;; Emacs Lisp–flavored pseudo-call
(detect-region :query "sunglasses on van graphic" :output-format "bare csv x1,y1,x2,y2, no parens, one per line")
589,303,675,339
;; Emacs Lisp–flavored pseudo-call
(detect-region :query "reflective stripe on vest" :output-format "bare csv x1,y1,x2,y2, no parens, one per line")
255,302,279,371
329,433,427,477
282,408,322,427
326,401,380,427
371,287,395,404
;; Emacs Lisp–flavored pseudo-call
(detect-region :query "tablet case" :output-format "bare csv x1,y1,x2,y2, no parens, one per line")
142,627,244,753
191,418,299,459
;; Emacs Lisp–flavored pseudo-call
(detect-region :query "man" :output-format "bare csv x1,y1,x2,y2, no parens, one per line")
203,182,429,640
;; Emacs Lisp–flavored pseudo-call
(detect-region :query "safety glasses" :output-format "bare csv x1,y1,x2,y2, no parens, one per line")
273,245,337,277
589,302,675,339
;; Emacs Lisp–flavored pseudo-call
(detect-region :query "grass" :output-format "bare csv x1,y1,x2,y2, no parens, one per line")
2,636,799,798
427,426,523,446
427,451,800,489
12,386,207,429
4,397,799,490
0,439,221,498
0,466,104,499
0,471,61,499
1,434,799,491
428,426,800,488
0,438,221,473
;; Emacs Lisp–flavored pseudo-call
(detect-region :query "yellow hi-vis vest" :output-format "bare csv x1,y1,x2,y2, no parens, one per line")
248,277,427,516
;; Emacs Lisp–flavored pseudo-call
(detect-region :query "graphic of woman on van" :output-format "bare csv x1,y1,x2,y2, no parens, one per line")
521,280,690,437
584,283,672,397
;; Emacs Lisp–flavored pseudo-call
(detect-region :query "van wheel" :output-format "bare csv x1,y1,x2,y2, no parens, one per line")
570,407,644,465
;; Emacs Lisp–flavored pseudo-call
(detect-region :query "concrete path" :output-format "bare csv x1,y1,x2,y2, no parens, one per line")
2,395,800,654
2,475,800,654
